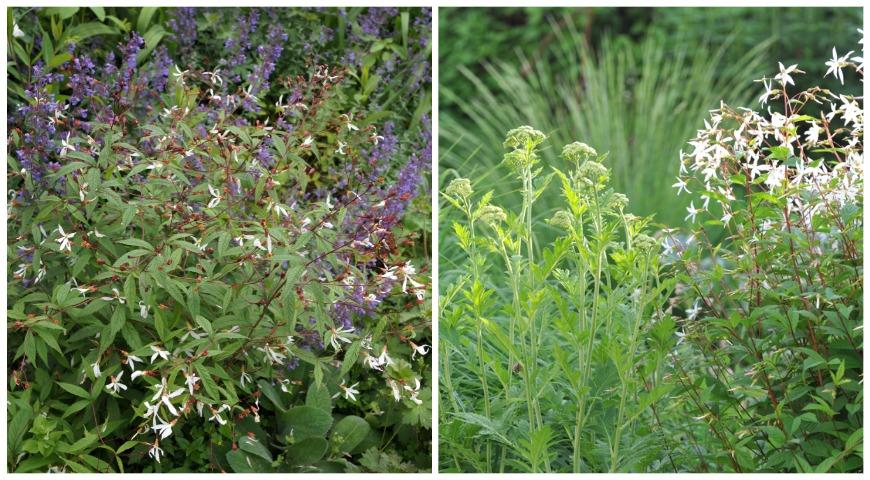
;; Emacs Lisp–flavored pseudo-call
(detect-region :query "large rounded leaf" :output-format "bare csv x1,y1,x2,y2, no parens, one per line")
279,405,333,439
285,437,328,466
329,415,371,453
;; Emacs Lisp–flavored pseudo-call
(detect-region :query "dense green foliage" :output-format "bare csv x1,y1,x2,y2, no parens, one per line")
440,31,862,471
665,38,863,471
7,7,432,473
441,128,674,472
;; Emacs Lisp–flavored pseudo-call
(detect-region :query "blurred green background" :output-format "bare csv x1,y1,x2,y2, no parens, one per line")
439,7,863,232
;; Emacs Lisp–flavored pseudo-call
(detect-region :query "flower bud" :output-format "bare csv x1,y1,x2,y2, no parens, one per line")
577,161,609,188
445,178,473,199
503,125,546,150
633,233,659,252
548,210,574,230
607,192,629,211
561,141,597,164
478,205,506,225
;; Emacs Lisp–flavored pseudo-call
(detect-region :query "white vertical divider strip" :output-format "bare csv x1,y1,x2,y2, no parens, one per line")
430,4,440,474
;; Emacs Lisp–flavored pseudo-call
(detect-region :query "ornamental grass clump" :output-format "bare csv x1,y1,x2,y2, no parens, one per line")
7,7,431,473
440,127,674,472
665,32,863,472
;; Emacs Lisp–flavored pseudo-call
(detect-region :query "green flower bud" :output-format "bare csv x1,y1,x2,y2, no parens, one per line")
549,210,574,230
607,192,629,211
633,233,659,252
503,125,546,150
504,149,539,172
577,161,609,188
445,178,473,199
478,205,507,225
561,142,598,164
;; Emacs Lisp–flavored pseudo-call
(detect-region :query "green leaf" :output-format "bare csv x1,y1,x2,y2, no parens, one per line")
226,448,271,473
58,382,90,398
338,340,362,378
279,405,333,440
137,7,158,33
118,238,154,251
257,379,285,412
305,383,332,413
57,432,98,453
44,7,80,20
285,437,328,465
54,161,90,178
89,7,105,21
329,415,370,453
238,436,272,462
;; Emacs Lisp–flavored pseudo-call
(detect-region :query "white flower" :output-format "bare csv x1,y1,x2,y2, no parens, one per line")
151,377,185,416
721,211,733,227
56,225,75,252
804,121,822,145
377,346,394,367
60,133,75,156
150,345,170,363
672,177,691,195
34,263,47,284
240,369,252,388
774,62,798,87
337,141,347,155
381,266,399,281
370,132,385,145
142,401,161,423
243,84,259,103
139,301,149,319
258,343,287,365
328,326,354,351
758,78,776,105
131,370,145,381
152,419,173,440
409,342,430,359
106,372,128,394
126,354,143,371
172,65,189,83
148,440,164,463
404,378,423,405
387,379,402,402
101,287,126,304
824,47,853,84
685,201,701,223
91,361,101,378
272,202,289,217
204,69,223,86
340,113,359,131
12,23,25,38
332,382,360,402
686,299,702,321
13,264,27,278
279,379,292,393
209,404,230,425
364,352,384,371
399,262,418,293
184,371,200,395
207,184,222,209
301,136,314,148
